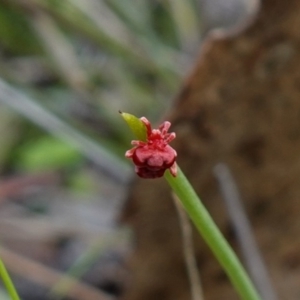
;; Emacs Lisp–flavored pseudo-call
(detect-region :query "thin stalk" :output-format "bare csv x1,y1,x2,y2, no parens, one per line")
0,257,20,300
172,193,204,300
164,167,262,300
214,163,277,300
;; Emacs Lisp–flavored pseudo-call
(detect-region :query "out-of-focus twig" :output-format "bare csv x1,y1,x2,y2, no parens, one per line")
0,172,59,201
69,0,186,76
172,193,204,300
70,0,140,54
30,9,89,92
167,0,200,52
214,163,278,300
0,246,116,300
0,78,131,184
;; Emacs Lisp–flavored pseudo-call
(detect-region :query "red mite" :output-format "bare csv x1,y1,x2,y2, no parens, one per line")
125,117,177,179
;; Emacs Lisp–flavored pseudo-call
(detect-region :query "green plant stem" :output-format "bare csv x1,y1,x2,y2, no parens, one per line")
165,166,262,300
0,257,20,300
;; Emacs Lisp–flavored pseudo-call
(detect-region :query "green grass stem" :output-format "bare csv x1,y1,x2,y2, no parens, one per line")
0,257,20,300
165,166,262,300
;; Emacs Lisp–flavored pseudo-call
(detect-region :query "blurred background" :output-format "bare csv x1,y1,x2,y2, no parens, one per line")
0,0,204,299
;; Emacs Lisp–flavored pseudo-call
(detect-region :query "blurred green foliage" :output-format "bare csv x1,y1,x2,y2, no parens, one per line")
15,136,82,172
0,0,200,181
0,2,41,54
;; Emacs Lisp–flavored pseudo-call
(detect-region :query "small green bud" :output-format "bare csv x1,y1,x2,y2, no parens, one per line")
119,111,147,142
